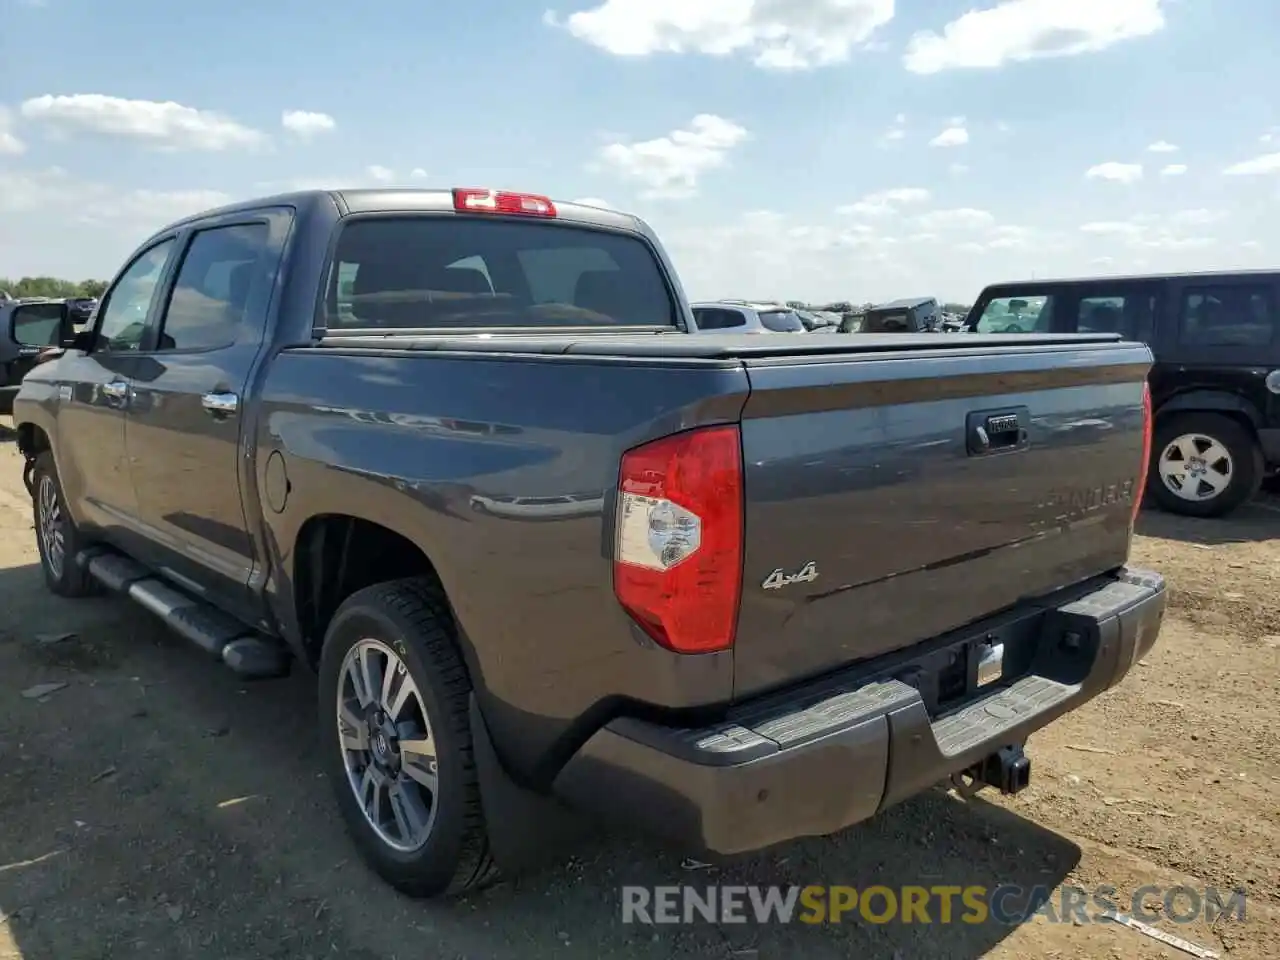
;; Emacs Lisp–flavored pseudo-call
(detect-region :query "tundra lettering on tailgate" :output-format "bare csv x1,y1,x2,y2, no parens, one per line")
1037,480,1135,524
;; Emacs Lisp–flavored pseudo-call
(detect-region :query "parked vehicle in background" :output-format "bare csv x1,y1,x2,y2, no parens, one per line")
966,271,1280,518
794,308,839,331
860,297,942,333
66,297,99,325
14,186,1164,900
690,300,807,333
838,312,864,333
2,299,71,414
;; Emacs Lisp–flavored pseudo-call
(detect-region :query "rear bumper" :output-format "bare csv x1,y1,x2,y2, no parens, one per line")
552,566,1166,855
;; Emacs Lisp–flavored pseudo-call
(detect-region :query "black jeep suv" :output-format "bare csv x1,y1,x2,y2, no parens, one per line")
966,270,1280,518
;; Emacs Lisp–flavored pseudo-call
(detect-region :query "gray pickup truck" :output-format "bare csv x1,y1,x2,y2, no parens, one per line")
13,187,1167,899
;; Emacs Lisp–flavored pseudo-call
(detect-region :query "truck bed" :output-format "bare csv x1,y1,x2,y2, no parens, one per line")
305,331,1150,701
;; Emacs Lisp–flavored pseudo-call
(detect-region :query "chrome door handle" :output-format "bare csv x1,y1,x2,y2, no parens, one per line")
201,392,239,416
101,380,129,400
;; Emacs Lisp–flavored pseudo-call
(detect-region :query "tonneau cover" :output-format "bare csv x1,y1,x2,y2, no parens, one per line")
316,330,1125,359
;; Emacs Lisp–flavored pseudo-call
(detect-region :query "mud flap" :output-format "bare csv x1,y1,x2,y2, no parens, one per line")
468,696,596,875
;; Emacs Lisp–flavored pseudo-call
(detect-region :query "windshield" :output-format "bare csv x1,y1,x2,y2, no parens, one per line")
327,217,677,330
759,309,805,332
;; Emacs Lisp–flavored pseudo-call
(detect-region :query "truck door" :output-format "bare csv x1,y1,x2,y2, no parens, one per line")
47,239,179,545
123,210,289,624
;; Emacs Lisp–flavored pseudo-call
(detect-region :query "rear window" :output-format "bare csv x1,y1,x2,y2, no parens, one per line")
326,217,676,330
759,309,805,332
864,310,912,333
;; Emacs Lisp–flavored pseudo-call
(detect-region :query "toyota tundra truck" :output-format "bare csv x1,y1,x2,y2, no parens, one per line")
13,187,1166,898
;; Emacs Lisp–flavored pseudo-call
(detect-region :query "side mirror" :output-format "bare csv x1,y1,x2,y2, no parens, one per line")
10,302,70,349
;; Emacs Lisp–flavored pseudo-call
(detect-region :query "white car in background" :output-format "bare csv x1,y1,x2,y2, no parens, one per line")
689,300,808,334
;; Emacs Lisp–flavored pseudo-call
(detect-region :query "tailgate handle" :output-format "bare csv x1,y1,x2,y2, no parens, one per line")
967,407,1029,455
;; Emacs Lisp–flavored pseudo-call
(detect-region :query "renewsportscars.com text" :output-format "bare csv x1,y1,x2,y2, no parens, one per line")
620,884,1247,926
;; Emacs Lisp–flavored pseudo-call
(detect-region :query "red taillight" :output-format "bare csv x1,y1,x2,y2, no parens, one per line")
452,188,556,218
613,425,744,654
1133,381,1153,524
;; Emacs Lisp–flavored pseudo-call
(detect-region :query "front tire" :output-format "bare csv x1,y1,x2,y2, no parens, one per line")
317,578,497,898
1148,412,1262,518
31,452,95,597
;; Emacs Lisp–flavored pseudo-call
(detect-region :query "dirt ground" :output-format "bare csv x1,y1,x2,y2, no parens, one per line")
0,428,1276,960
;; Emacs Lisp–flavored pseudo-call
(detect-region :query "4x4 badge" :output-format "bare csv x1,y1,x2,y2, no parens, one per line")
762,561,819,590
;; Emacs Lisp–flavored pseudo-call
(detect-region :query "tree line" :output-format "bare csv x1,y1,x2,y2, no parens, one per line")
1,276,109,300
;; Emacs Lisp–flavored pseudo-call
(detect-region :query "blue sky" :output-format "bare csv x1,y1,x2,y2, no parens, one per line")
2,0,1279,303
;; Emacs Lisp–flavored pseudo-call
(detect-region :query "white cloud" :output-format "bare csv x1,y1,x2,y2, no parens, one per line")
20,93,264,151
0,107,24,154
904,0,1167,74
836,187,930,217
1170,208,1224,226
1078,213,1217,250
1160,163,1187,177
281,110,336,138
1147,140,1178,153
929,125,969,147
80,189,232,225
1080,221,1142,236
1086,161,1143,183
878,113,907,145
0,166,228,224
1223,152,1280,176
410,168,428,179
919,207,996,230
546,0,895,70
366,165,395,182
597,114,748,199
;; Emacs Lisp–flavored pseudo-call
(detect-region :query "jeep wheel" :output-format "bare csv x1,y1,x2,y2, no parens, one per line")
1149,413,1262,518
31,452,95,597
317,578,497,898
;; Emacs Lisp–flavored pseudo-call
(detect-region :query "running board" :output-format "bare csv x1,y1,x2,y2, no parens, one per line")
77,549,290,680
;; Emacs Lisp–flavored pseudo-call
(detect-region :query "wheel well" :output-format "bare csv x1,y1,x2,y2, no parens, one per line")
16,423,50,457
293,515,445,665
1155,405,1258,442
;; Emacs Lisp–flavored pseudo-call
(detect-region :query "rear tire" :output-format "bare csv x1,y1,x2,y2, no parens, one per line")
1148,412,1262,518
31,451,95,597
317,578,498,898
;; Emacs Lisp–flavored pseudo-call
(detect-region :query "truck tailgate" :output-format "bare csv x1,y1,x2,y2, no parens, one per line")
733,339,1152,698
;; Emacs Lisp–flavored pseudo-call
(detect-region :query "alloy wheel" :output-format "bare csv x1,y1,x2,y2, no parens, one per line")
336,638,439,852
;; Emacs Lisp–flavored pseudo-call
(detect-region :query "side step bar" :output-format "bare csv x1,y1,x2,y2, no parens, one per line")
77,549,290,680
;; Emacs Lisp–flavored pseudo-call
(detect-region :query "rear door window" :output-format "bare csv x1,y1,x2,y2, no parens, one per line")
693,308,747,330
1074,292,1157,340
327,217,675,330
975,294,1054,333
156,223,270,351
1179,285,1275,347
